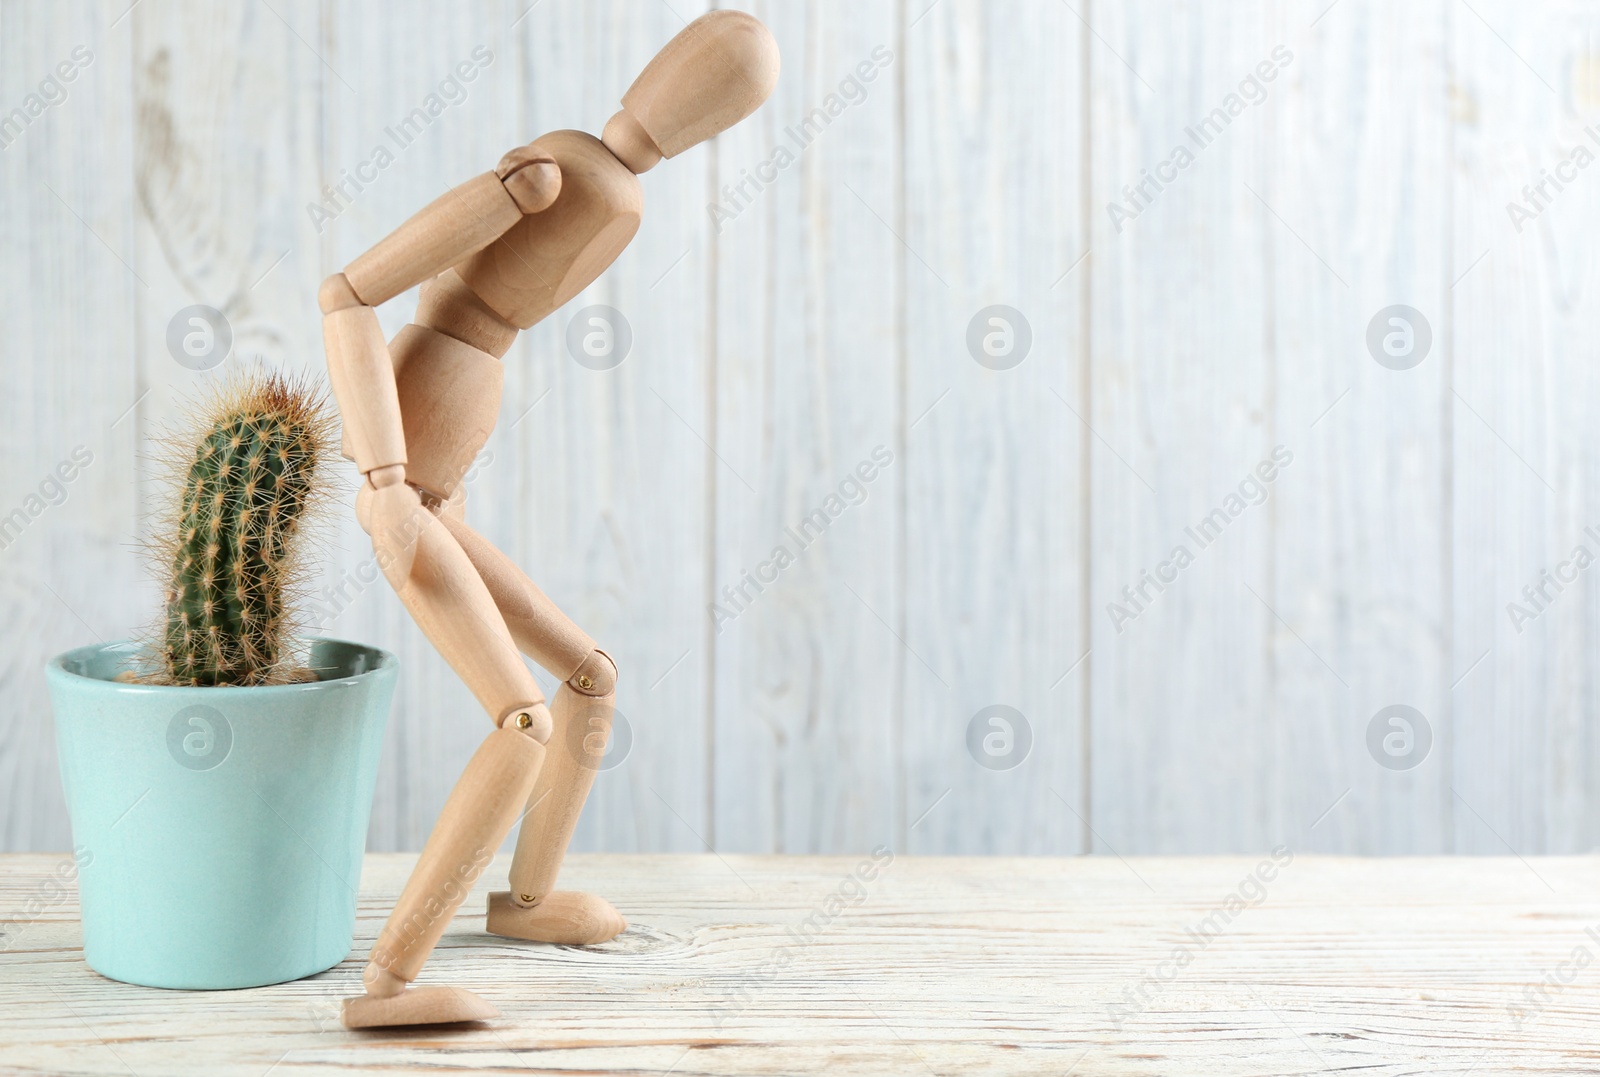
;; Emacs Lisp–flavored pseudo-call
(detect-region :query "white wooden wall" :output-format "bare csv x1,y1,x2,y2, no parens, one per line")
2,0,1596,857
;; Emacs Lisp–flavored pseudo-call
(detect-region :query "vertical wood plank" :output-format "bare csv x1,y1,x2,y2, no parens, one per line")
710,1,902,854
131,0,327,447
0,0,137,851
1449,0,1599,854
319,0,531,852
1266,0,1451,852
500,0,714,854
1087,0,1277,852
903,0,1086,854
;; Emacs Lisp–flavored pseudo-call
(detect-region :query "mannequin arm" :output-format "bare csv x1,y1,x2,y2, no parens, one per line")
342,150,561,306
321,150,561,467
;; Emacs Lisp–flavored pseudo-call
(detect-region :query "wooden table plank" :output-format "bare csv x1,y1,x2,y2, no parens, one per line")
2,852,1598,1075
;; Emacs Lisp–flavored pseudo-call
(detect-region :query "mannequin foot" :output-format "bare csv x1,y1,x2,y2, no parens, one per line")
342,986,498,1029
486,890,627,945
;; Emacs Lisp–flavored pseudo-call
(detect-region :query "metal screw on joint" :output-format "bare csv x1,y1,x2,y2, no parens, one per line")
515,713,532,730
576,674,595,691
519,893,535,904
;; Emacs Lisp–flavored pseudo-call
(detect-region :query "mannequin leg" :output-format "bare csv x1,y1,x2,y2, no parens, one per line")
343,725,545,1028
435,512,627,945
341,496,551,1029
488,685,626,944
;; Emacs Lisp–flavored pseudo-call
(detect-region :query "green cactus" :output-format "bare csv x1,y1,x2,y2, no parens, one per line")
153,372,336,686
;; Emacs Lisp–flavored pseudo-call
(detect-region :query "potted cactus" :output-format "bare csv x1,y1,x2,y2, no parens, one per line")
46,370,398,989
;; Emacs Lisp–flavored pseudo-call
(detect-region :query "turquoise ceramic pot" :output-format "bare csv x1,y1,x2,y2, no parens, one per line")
47,638,396,990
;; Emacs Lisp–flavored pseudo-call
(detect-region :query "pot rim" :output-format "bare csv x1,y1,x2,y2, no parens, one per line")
46,637,397,697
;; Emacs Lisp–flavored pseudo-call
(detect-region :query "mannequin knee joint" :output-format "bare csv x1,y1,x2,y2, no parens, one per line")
569,649,617,696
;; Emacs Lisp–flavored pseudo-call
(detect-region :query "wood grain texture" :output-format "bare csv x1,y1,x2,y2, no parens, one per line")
501,0,719,858
0,1,142,854
710,0,903,855
1447,0,1600,856
6,851,1600,1074
1088,1,1276,852
903,0,1087,854
1266,0,1452,854
5,0,1600,857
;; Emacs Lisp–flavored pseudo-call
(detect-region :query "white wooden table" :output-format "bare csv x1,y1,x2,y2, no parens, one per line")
2,852,1597,1075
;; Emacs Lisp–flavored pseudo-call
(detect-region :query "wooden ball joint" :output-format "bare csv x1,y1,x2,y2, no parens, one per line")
322,13,778,1031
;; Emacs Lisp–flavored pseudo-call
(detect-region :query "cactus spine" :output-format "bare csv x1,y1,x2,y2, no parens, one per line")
155,372,335,686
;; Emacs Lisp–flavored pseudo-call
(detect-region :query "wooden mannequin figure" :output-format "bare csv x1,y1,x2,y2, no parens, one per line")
320,12,779,1029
